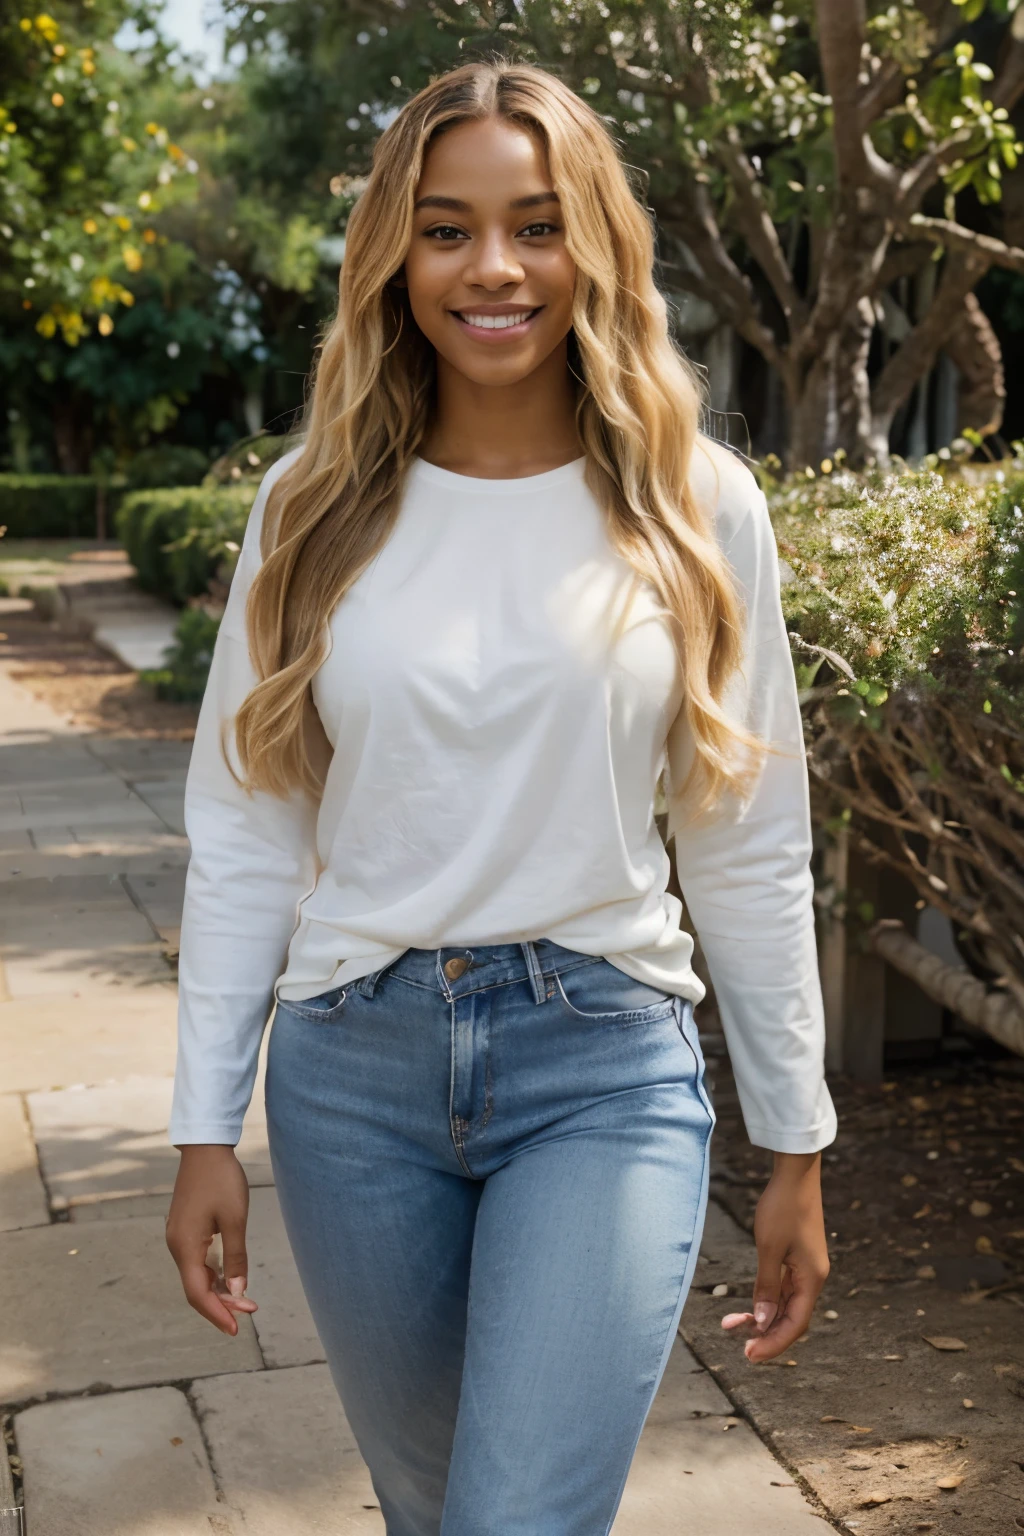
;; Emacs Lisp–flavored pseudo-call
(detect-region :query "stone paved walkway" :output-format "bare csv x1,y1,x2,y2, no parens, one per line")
0,645,835,1535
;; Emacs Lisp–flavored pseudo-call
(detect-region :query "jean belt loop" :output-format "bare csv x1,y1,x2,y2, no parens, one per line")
520,940,547,1005
354,953,402,998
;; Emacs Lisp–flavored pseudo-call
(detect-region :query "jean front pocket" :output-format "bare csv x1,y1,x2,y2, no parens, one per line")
553,957,678,1025
279,983,350,1024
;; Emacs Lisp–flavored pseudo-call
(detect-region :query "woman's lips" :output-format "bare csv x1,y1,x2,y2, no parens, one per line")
450,307,543,341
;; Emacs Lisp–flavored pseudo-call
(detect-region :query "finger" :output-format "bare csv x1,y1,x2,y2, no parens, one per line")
721,1311,757,1334
752,1246,785,1334
179,1257,243,1335
220,1216,250,1304
744,1281,816,1363
211,1270,259,1314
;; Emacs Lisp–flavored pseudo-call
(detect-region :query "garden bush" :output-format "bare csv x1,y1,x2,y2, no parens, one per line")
141,608,223,702
115,484,252,603
765,457,1024,1011
125,445,210,490
0,474,101,538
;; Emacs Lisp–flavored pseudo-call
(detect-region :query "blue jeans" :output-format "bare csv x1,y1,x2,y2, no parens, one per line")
265,938,715,1536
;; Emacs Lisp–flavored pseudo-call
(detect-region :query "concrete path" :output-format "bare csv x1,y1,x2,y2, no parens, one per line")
0,647,835,1535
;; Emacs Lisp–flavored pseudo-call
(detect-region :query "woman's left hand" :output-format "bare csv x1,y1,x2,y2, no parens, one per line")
720,1151,830,1363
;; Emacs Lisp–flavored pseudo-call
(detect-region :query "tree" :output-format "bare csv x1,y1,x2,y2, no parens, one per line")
0,2,269,470
220,0,1024,466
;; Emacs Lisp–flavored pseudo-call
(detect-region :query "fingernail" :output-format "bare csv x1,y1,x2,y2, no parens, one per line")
227,1276,246,1298
754,1302,774,1332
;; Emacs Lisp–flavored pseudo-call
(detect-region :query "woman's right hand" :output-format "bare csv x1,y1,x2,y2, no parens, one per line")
166,1144,259,1335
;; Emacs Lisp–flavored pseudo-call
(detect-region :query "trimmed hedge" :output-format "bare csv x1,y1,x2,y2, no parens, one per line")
125,445,211,491
0,475,101,538
115,484,252,604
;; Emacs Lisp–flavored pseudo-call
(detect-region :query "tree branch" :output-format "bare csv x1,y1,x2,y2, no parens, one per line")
871,250,991,428
906,213,1024,275
714,127,807,334
943,291,1006,438
661,180,787,372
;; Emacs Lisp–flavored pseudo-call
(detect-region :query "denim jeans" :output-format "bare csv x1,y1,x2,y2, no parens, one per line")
264,937,715,1536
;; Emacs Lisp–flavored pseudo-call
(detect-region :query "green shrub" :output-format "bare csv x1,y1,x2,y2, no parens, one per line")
204,432,295,486
141,608,222,702
126,445,210,490
0,475,99,538
115,484,252,603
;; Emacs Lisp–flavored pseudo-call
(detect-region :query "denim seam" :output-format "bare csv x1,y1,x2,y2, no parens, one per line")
553,968,678,1025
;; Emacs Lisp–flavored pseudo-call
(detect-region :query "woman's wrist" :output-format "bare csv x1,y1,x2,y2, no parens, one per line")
770,1150,821,1182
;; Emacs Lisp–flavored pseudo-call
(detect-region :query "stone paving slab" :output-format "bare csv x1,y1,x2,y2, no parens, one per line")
16,1385,242,1536
193,1363,381,1535
0,1093,48,1232
0,991,178,1095
613,1336,834,1534
28,1066,273,1205
124,869,187,944
69,1191,172,1222
0,875,171,995
244,1185,325,1369
0,1211,263,1404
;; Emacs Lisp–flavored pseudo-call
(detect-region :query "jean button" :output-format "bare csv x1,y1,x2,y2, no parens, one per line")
444,956,470,980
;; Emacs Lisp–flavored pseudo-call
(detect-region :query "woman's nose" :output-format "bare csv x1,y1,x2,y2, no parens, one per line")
462,230,525,290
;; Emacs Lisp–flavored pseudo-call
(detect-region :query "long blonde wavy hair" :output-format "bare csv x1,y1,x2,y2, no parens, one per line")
234,59,762,811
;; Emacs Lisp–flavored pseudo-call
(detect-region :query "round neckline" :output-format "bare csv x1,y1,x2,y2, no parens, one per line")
410,453,587,495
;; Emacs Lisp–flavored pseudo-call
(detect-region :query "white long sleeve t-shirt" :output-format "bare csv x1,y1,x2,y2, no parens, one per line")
168,436,837,1155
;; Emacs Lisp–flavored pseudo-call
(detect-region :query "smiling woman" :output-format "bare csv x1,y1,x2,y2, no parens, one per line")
165,58,835,1536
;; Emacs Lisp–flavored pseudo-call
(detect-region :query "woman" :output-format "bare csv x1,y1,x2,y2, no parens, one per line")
166,60,835,1536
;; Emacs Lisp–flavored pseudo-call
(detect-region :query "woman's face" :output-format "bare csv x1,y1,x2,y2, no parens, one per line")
402,116,577,388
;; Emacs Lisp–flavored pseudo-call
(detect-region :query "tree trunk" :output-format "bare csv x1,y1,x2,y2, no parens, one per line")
943,291,1006,440
52,393,93,475
867,919,1024,1057
788,296,878,467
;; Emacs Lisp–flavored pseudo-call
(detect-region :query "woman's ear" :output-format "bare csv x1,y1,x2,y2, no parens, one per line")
390,266,408,290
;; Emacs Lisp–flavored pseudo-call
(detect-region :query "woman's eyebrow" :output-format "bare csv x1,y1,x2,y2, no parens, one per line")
412,191,561,212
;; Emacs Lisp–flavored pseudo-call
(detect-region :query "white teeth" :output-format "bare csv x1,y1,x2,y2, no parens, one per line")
459,310,533,329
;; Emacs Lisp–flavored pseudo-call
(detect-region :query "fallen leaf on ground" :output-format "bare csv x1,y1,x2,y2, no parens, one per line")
902,1174,919,1187
922,1335,967,1351
770,1481,795,1487
936,1474,964,1490
884,1354,904,1361
1008,1158,1024,1175
851,1425,874,1434
861,1492,891,1506
917,1265,936,1280
969,1200,992,1217
976,1236,994,1254
821,1415,846,1423
913,1204,933,1218
962,1398,974,1408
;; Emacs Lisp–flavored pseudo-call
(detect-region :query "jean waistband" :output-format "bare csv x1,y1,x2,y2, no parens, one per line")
353,938,601,1006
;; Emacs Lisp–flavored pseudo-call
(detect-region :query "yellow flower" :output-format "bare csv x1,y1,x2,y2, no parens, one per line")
114,215,131,231
121,244,143,272
50,92,64,107
141,227,156,244
3,123,16,135
82,217,98,234
120,136,137,152
97,313,114,336
34,13,59,41
52,42,64,55
118,288,135,307
144,121,159,136
20,18,32,31
35,312,57,338
81,59,95,75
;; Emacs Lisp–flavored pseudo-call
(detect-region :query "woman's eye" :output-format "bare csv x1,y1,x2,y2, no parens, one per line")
425,224,467,241
520,221,559,238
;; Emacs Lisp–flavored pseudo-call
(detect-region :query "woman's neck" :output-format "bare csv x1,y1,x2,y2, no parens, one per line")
420,344,581,480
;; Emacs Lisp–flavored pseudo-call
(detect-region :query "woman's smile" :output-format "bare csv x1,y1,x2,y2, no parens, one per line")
450,303,544,340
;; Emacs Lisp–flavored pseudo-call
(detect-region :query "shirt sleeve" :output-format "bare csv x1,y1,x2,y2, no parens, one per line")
168,451,322,1147
665,468,837,1154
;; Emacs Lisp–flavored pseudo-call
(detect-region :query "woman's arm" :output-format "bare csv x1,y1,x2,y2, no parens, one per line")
168,447,319,1149
166,448,321,1333
666,459,835,1359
